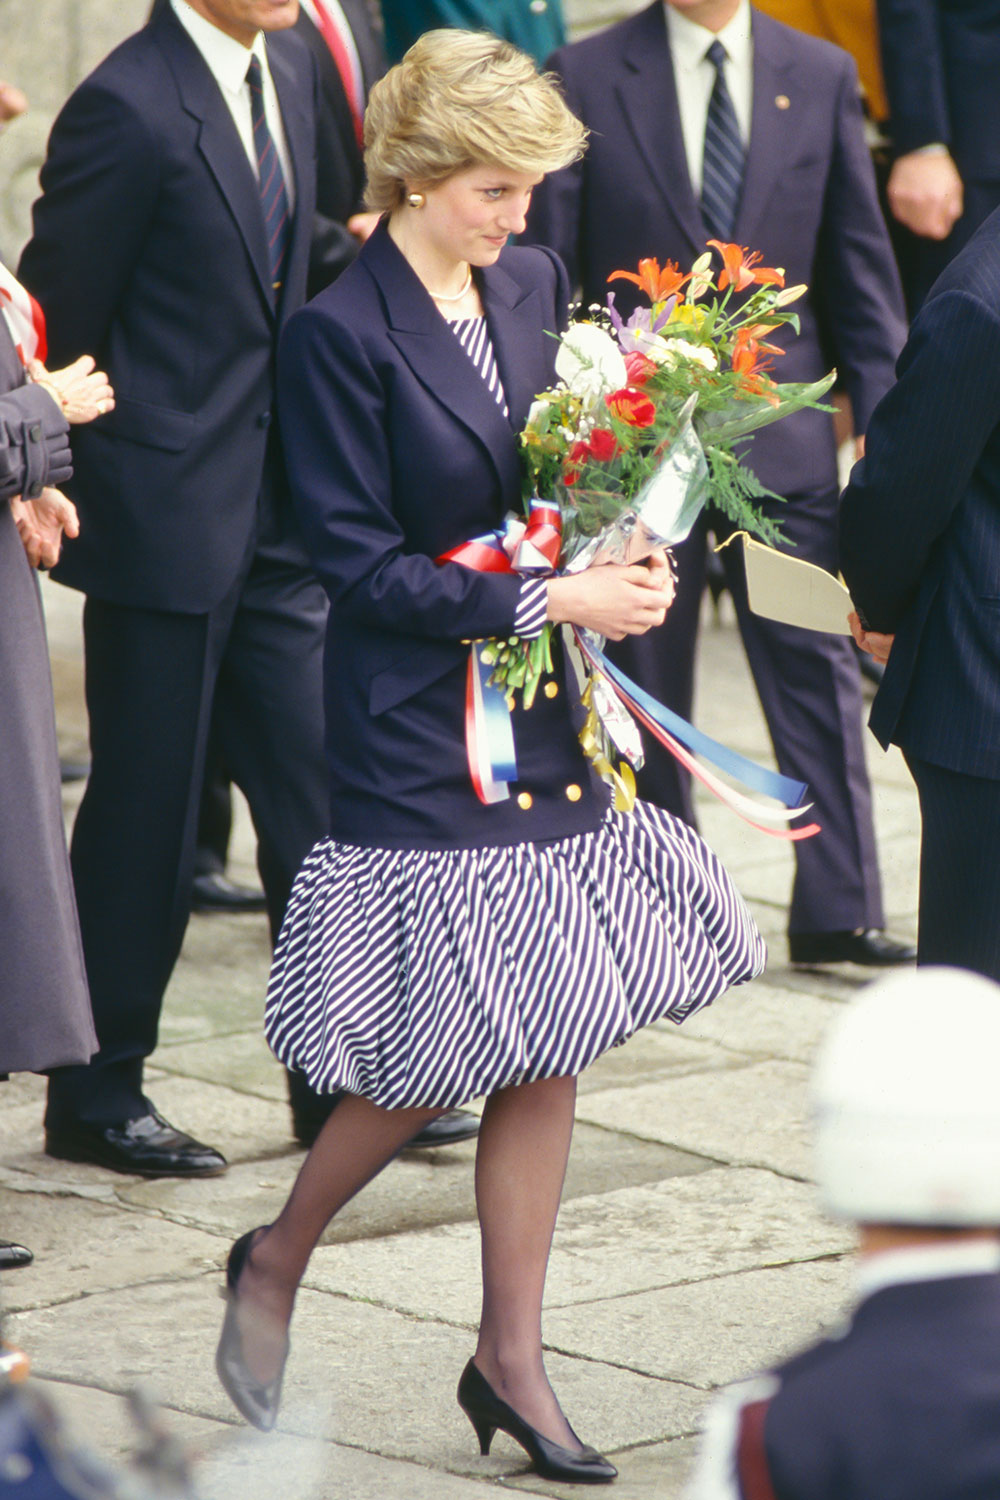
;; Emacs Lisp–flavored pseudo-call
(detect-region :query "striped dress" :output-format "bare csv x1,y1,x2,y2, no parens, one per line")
265,316,765,1109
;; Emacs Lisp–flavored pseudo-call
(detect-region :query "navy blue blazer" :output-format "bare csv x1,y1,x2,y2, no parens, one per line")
525,3,906,500
877,1,1000,178
839,206,1000,779
19,5,321,612
758,1274,1000,1499
278,221,609,848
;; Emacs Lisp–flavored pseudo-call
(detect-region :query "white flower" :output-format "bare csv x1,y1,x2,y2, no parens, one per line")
643,334,718,371
554,322,627,405
687,252,714,302
526,397,552,430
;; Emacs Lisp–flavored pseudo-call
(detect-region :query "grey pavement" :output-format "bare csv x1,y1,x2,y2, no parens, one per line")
0,576,918,1498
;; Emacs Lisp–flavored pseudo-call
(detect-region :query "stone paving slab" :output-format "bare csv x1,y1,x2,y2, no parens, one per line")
543,1257,855,1389
111,1121,709,1248
577,1060,813,1178
7,1281,703,1471
303,1168,851,1325
29,1381,500,1500
674,980,847,1064
0,1194,219,1315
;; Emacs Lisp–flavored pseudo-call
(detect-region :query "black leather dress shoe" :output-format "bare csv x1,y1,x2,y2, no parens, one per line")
0,1240,33,1270
405,1111,480,1147
45,1107,228,1178
789,928,917,967
191,871,267,914
287,1070,479,1149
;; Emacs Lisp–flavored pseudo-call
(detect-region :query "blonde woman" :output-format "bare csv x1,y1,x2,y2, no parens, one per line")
216,30,764,1483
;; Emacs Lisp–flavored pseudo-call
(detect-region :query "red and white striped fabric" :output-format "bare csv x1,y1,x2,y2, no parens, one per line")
0,262,46,366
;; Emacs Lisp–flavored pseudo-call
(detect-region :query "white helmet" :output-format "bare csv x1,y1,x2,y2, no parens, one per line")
813,967,1000,1224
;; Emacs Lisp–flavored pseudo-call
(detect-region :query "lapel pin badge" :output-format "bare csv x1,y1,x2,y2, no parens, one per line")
775,94,791,110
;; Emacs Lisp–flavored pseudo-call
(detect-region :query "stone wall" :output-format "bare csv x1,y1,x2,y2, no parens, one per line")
0,0,644,262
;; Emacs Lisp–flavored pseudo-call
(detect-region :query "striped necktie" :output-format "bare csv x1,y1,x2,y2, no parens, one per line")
701,39,745,242
246,54,291,296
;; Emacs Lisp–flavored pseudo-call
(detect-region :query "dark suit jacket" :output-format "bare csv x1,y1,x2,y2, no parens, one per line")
759,1274,1000,1499
18,5,321,613
526,2,906,499
297,1,386,296
278,220,608,848
839,206,1000,778
877,0,1000,179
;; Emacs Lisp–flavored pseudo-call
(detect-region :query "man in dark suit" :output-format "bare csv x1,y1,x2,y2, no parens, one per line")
840,207,1000,982
878,0,1000,312
527,0,916,968
296,0,385,295
18,0,334,1177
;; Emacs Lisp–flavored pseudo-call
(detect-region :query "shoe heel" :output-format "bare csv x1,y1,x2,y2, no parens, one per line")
467,1412,495,1455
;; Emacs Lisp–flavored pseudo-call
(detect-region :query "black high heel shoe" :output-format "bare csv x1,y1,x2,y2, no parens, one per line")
215,1226,288,1431
457,1359,618,1484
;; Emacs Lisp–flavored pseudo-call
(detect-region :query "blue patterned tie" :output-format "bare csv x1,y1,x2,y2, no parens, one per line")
247,54,291,296
701,39,745,242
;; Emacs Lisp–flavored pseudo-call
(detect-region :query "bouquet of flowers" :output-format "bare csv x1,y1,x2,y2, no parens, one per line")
491,240,835,712
448,241,833,829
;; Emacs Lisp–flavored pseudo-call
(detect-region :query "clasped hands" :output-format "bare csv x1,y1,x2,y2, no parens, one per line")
12,353,114,568
887,150,963,242
547,548,675,640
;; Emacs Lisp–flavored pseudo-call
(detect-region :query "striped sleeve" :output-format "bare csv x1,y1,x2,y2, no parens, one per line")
513,577,549,638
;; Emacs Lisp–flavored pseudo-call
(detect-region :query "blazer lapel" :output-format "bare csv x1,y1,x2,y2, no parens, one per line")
367,227,523,502
734,12,797,247
156,8,274,317
618,4,706,260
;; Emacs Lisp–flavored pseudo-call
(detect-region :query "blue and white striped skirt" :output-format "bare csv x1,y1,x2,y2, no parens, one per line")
265,801,765,1109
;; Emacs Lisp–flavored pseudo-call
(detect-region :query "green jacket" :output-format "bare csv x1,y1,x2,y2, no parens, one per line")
383,0,566,67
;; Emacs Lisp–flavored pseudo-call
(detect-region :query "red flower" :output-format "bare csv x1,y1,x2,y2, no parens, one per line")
707,241,785,292
588,426,621,459
623,350,657,386
608,257,691,303
605,388,656,428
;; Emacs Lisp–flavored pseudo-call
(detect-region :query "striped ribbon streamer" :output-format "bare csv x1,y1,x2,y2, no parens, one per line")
0,263,47,365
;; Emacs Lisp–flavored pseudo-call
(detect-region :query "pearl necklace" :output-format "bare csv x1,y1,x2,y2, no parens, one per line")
429,268,473,303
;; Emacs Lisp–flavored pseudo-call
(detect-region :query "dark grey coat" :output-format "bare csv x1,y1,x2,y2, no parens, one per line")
0,321,95,1073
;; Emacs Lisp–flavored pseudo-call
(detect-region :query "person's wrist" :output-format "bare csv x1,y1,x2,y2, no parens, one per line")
31,375,67,414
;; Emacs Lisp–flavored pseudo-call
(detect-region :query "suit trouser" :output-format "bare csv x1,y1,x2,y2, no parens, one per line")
46,524,328,1128
610,494,884,936
905,752,1000,983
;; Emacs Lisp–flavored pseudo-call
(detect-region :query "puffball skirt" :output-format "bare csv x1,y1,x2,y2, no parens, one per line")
265,799,764,1109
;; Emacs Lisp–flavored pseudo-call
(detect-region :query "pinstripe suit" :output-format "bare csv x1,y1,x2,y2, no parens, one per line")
840,205,1000,979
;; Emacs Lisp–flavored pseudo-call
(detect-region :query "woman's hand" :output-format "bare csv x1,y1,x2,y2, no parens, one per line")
11,486,80,569
546,549,675,640
28,354,114,424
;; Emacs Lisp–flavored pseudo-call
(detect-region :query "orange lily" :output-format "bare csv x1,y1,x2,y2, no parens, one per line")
707,241,785,292
732,329,780,404
740,322,786,358
608,257,691,304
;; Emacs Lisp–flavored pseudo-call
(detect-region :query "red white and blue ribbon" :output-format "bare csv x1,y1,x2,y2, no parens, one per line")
0,262,46,366
440,501,820,838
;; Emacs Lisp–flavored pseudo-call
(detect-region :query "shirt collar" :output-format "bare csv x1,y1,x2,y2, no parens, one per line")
170,0,268,97
856,1239,1000,1302
664,0,752,75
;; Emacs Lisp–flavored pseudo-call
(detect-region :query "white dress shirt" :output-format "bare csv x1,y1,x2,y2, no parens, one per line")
298,0,366,119
170,0,296,210
663,0,753,197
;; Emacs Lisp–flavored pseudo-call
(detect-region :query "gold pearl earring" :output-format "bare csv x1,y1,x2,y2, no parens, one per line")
407,192,426,209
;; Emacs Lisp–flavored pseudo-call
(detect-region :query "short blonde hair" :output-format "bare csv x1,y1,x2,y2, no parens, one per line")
363,29,587,214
